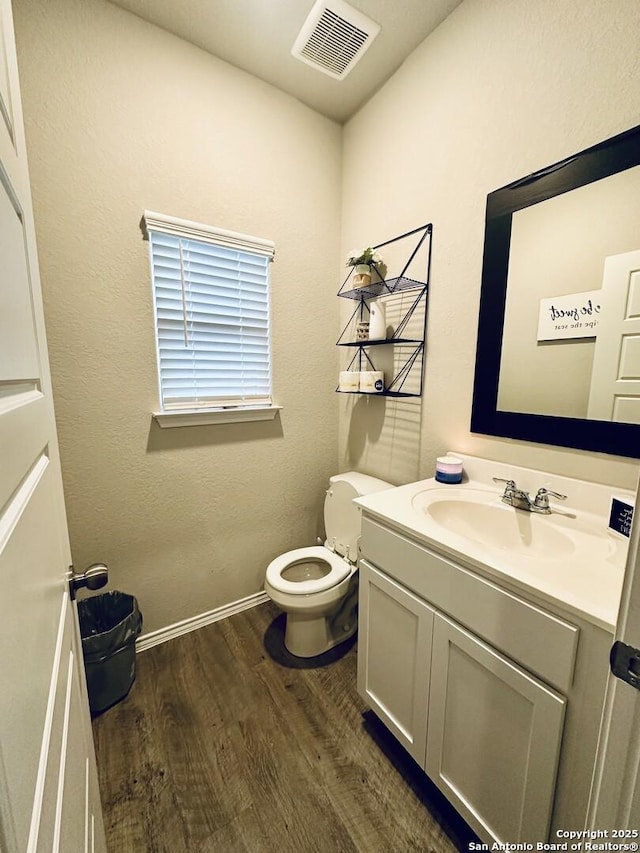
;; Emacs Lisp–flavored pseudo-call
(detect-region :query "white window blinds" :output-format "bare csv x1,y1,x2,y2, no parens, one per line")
143,212,275,412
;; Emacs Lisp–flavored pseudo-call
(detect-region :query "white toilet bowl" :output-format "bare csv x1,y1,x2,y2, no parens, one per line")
264,473,391,658
265,546,357,657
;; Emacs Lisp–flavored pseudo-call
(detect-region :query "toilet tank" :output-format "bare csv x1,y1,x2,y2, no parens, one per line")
324,472,391,562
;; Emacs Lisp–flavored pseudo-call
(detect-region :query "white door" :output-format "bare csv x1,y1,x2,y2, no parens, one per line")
588,473,640,829
0,2,106,851
588,249,640,423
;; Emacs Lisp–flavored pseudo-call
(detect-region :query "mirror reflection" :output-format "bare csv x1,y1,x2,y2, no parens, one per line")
498,166,640,423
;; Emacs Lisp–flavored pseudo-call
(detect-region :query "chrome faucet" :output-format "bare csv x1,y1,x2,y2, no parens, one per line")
493,478,567,514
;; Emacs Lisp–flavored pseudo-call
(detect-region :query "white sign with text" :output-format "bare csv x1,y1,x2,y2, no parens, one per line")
537,289,602,341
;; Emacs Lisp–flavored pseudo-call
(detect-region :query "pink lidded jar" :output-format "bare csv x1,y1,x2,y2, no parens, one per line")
435,455,463,484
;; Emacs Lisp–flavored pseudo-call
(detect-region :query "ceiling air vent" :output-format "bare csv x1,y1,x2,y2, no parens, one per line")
292,0,381,80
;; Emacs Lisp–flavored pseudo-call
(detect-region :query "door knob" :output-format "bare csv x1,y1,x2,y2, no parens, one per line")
68,563,109,599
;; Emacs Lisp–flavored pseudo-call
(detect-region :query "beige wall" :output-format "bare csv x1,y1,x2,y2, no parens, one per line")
13,0,342,634
15,0,640,636
341,0,640,490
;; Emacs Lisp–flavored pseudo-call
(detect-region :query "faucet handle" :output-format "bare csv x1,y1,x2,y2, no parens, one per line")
493,477,516,490
493,478,517,503
536,487,567,500
534,487,567,509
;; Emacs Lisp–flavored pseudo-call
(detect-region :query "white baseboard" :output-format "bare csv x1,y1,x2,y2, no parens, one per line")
136,590,270,653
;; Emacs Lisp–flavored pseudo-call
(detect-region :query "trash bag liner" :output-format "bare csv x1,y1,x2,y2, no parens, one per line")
78,591,142,715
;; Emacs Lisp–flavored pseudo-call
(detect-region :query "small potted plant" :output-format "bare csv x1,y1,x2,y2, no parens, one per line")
347,247,385,288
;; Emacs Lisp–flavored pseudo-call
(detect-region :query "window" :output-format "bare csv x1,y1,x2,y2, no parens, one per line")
142,211,278,426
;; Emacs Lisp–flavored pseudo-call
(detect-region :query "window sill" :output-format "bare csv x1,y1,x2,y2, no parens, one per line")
152,405,282,428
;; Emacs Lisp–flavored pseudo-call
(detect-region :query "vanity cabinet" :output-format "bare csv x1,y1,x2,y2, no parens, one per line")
357,517,612,845
358,560,565,842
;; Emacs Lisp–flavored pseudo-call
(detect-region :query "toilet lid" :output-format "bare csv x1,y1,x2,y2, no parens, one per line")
266,546,351,595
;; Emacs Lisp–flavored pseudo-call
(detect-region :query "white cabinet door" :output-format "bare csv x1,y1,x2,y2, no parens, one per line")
357,561,434,765
426,613,566,844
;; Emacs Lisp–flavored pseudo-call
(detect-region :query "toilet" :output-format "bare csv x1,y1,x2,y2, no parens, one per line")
265,472,392,658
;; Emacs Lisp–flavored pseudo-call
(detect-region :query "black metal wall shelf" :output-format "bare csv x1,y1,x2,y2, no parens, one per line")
338,275,426,301
336,224,432,398
338,337,423,347
337,389,419,398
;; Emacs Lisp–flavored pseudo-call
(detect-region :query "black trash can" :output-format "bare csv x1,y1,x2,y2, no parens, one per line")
78,591,143,715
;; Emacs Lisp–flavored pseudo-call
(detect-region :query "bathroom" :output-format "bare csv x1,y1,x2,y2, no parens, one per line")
3,0,640,848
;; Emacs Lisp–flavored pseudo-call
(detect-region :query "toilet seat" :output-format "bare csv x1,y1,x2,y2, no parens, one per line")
265,546,352,595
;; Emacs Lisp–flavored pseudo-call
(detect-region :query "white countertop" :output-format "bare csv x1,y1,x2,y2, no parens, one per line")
354,455,634,632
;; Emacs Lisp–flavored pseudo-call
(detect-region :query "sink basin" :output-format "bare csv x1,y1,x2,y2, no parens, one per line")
354,455,631,631
411,487,577,557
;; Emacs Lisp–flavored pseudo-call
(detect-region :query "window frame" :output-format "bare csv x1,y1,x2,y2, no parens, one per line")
141,211,280,427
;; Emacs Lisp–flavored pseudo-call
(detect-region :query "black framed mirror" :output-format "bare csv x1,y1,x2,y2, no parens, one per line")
471,123,640,459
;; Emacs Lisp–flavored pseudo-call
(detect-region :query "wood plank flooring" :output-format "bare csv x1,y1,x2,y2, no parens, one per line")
92,602,478,852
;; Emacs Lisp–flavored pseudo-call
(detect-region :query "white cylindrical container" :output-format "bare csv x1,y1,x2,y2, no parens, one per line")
369,301,387,340
339,371,360,392
359,371,384,393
